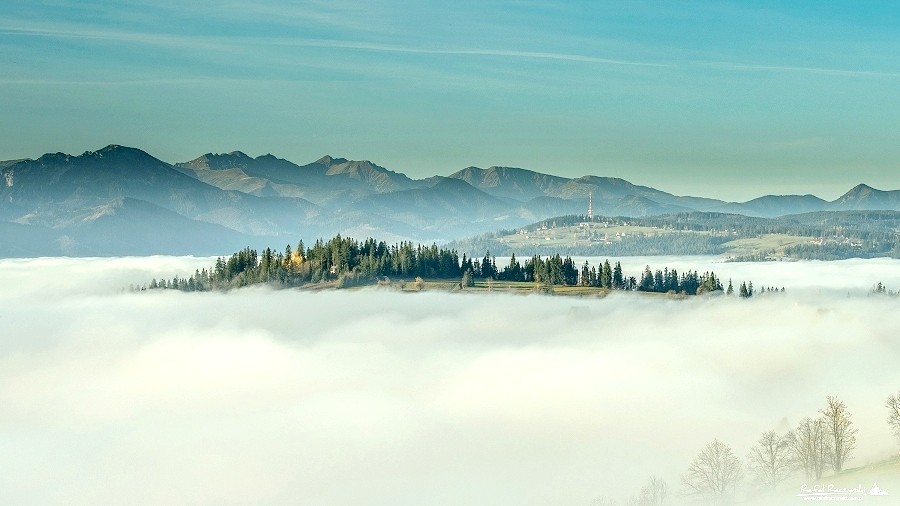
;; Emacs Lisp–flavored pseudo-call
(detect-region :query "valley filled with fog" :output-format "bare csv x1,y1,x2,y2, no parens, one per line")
2,256,899,505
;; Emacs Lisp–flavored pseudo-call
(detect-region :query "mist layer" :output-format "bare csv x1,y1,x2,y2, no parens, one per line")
1,257,898,505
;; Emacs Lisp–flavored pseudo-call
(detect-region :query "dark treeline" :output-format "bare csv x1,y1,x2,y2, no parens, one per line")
140,234,762,297
627,210,900,240
149,235,463,291
783,242,894,260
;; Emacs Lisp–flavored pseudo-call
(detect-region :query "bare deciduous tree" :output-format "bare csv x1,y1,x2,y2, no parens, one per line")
588,496,618,506
637,475,669,505
821,396,856,473
682,439,742,504
887,391,900,449
792,417,831,479
747,430,796,491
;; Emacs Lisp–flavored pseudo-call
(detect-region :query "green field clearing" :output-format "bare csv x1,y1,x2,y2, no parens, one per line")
722,234,814,256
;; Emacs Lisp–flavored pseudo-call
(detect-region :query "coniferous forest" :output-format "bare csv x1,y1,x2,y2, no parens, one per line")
141,234,761,297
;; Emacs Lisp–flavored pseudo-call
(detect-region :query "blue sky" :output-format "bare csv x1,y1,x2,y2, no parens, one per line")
2,1,899,201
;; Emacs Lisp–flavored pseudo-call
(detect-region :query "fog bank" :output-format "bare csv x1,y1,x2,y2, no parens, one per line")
1,257,899,505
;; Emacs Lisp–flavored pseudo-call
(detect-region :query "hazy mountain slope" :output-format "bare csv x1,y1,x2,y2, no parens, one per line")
519,196,586,222
320,156,419,193
176,153,415,205
0,221,63,257
315,210,432,244
715,194,829,217
829,184,900,211
63,197,262,256
551,176,726,211
348,177,523,238
350,177,506,219
0,145,324,236
597,195,693,217
2,145,254,221
177,151,325,188
449,167,727,212
173,165,283,197
448,166,569,201
1,145,233,214
5,143,900,257
0,198,259,257
0,159,27,168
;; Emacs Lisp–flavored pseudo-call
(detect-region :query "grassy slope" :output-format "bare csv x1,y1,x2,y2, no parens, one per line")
722,234,813,257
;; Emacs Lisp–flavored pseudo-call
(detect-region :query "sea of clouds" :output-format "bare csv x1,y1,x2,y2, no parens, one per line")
1,256,899,505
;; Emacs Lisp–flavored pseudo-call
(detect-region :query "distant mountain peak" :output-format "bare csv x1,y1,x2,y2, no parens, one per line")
828,182,900,212
848,183,875,193
42,145,165,168
94,144,152,157
179,151,257,171
838,183,882,200
316,155,348,166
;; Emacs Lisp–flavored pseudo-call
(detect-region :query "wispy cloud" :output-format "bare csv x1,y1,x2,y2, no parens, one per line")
6,20,898,81
281,40,673,68
0,22,670,69
213,0,395,35
0,77,334,87
700,61,900,79
0,23,228,50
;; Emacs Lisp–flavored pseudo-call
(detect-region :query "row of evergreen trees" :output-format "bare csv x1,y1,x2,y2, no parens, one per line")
140,234,759,295
636,265,723,294
191,236,464,290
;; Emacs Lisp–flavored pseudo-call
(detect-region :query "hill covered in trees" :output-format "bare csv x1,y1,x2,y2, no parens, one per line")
446,210,900,260
139,234,762,298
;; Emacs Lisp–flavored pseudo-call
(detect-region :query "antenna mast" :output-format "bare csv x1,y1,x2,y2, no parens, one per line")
587,191,593,220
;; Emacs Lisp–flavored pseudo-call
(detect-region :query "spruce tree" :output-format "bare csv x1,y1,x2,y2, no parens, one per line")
601,259,612,289
612,262,624,289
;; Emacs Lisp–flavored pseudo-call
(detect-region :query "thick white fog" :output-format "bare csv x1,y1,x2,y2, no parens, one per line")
1,256,899,505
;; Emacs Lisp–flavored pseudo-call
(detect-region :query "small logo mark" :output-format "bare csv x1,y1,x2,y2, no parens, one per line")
868,483,888,496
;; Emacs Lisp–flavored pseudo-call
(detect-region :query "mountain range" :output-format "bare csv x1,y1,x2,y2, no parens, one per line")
2,144,899,256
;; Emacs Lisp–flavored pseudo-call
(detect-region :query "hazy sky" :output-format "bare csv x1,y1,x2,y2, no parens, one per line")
2,256,900,505
2,1,899,201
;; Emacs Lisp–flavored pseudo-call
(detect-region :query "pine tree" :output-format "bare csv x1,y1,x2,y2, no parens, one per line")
481,251,495,279
726,278,734,296
601,259,612,289
612,262,624,289
639,265,654,291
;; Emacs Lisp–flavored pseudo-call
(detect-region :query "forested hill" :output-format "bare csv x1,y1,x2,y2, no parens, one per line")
446,211,900,260
139,234,767,298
